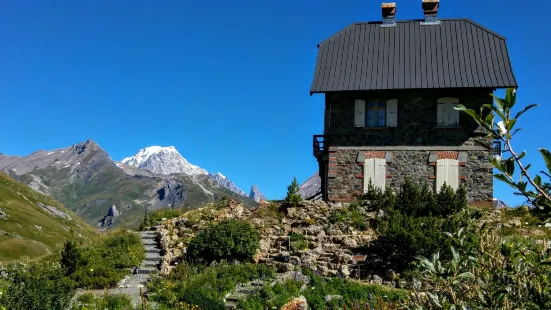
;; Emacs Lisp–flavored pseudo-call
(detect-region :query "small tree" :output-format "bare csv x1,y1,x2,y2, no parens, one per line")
60,239,83,276
284,177,302,207
456,88,551,211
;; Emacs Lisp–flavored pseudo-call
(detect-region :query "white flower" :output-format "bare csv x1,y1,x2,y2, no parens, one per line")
497,121,507,136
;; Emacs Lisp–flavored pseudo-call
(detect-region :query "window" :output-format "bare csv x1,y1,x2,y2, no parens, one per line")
367,100,386,127
364,158,386,192
436,158,459,191
437,97,460,127
354,99,398,128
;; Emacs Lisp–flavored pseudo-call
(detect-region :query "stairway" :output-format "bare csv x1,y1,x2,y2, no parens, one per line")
74,227,163,308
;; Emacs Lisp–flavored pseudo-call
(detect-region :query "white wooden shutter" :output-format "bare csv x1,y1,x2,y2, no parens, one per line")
386,99,398,127
437,98,460,126
355,99,366,127
375,158,387,191
436,159,459,192
448,159,459,190
363,158,375,192
451,103,459,126
437,103,445,126
436,159,447,192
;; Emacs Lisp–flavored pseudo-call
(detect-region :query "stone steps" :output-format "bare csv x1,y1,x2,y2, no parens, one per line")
135,267,157,275
142,261,159,268
142,239,157,246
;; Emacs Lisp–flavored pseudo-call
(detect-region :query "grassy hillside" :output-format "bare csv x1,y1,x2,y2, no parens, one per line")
0,172,97,264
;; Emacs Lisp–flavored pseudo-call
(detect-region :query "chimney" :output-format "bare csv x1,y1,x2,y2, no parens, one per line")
381,3,396,27
422,0,440,24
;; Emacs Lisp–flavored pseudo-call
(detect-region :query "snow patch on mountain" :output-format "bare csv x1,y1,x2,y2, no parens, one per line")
121,146,207,176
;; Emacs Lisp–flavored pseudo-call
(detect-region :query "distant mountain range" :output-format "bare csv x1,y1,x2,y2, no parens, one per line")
0,140,259,229
121,146,264,201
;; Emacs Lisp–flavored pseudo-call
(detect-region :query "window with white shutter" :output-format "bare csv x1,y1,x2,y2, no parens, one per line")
436,159,459,192
436,97,460,127
354,99,399,128
363,158,386,192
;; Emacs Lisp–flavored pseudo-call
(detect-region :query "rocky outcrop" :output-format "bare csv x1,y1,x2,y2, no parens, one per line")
155,199,377,280
98,205,121,228
281,296,308,310
298,173,321,199
36,202,72,220
249,185,266,202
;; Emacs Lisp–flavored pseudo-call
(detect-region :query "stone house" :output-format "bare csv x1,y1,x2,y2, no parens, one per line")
310,1,517,203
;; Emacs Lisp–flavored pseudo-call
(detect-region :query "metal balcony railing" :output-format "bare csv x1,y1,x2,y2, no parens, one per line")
313,135,329,155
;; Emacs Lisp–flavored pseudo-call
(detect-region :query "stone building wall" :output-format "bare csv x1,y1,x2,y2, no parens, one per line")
321,88,494,204
327,148,493,202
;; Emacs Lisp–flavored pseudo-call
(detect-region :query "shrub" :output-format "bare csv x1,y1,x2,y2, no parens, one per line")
284,177,302,207
72,293,135,310
288,232,308,252
405,225,551,309
0,262,75,310
187,220,260,263
148,262,275,310
370,180,476,271
67,230,144,289
60,239,84,275
238,269,408,309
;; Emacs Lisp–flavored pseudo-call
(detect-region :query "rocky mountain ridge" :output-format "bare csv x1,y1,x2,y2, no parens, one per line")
0,140,258,229
121,145,265,201
249,185,266,202
298,173,321,199
121,146,207,176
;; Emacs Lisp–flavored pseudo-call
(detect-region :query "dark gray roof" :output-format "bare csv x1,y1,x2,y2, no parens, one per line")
310,19,517,94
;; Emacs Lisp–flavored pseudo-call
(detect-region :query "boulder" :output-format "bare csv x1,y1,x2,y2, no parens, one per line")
281,296,307,310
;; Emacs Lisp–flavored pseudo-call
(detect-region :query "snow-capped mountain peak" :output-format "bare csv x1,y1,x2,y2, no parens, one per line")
216,172,226,179
121,146,207,176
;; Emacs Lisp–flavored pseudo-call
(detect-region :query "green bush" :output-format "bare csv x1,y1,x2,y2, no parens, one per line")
187,220,260,263
288,232,308,252
327,204,369,230
406,225,551,309
148,262,275,310
369,179,476,271
238,270,408,309
60,239,84,275
67,231,145,289
72,293,135,310
0,262,75,310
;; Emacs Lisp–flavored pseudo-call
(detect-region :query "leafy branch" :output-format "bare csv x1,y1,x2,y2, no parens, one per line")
456,88,551,211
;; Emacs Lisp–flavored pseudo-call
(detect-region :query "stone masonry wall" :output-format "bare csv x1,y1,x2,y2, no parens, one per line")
327,148,493,203
326,88,492,146
323,88,494,203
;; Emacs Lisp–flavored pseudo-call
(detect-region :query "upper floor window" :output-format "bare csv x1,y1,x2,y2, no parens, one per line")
354,99,398,128
437,97,460,127
367,100,386,127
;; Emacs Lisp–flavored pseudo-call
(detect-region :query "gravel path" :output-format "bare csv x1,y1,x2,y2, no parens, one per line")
74,228,162,308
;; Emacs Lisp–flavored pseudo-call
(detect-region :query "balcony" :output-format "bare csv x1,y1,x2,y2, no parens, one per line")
313,135,329,156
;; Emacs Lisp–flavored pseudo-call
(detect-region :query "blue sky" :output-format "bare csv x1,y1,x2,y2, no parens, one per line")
0,0,550,203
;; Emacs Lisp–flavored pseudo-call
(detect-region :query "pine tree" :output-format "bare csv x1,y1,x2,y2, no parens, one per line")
284,177,302,207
